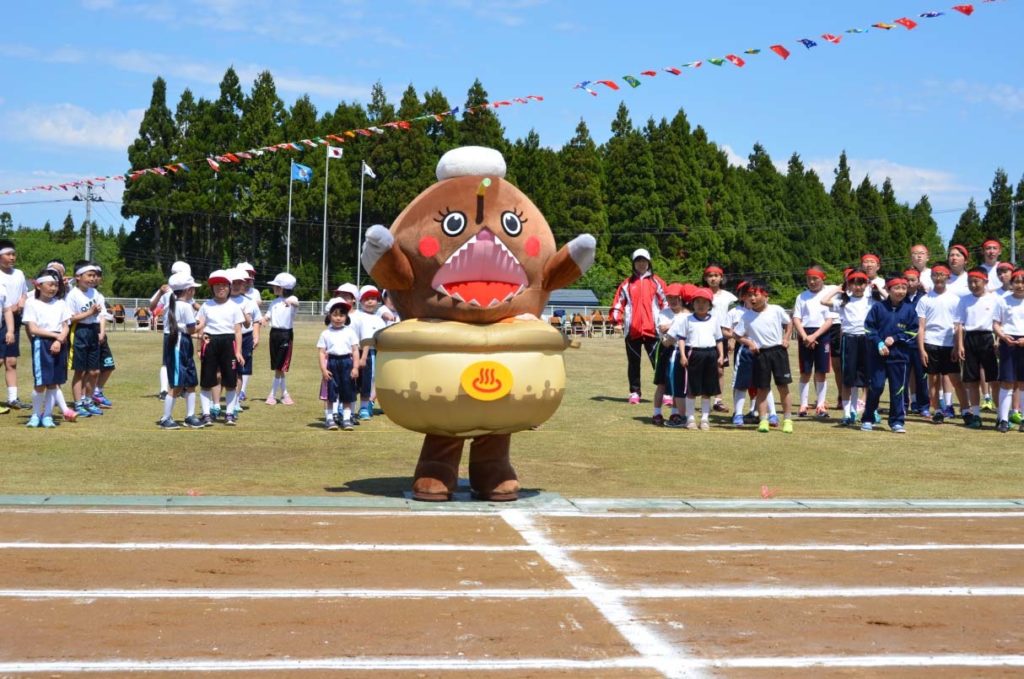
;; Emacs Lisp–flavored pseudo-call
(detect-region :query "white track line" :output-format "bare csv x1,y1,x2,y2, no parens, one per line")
2,654,1024,673
501,509,704,679
4,586,1023,600
3,541,1023,552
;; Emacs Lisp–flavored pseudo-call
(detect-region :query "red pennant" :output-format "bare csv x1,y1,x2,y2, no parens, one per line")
953,4,974,15
663,66,682,75
725,54,745,67
595,80,620,90
640,70,657,77
770,44,791,59
894,17,918,29
526,95,544,101
223,153,240,162
822,33,841,44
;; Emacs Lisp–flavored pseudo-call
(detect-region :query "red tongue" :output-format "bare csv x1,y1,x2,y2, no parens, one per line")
445,281,519,306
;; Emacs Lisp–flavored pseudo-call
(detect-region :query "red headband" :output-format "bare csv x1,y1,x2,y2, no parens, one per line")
846,272,869,283
860,254,880,264
931,264,951,276
983,239,1001,249
1011,268,1024,280
805,269,826,280
748,286,769,296
703,266,724,275
949,244,968,258
885,277,908,288
967,270,988,281
902,268,920,278
997,262,1015,272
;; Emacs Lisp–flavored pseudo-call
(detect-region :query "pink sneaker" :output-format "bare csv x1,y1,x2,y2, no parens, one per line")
628,392,640,405
265,396,277,405
281,394,295,405
62,408,78,422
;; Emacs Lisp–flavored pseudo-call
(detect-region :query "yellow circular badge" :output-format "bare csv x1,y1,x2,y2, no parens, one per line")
460,361,514,401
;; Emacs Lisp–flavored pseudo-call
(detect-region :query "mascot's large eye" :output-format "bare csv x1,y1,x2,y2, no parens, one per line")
435,209,467,237
501,210,526,237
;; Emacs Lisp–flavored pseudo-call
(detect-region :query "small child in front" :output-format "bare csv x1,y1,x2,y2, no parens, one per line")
21,268,71,428
668,287,723,430
863,274,919,433
264,272,299,405
954,267,1000,429
734,280,795,434
318,298,360,431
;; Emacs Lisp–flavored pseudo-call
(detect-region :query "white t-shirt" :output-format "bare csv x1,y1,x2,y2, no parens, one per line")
915,267,933,293
868,276,888,300
955,292,1000,332
830,295,873,336
669,312,722,348
243,288,262,320
317,325,359,356
738,304,790,348
711,289,737,329
266,296,299,330
917,290,960,347
793,285,839,329
656,307,677,337
348,308,366,340
358,311,386,344
0,267,28,312
980,262,1003,293
197,299,245,335
946,271,970,297
22,296,72,334
231,294,260,334
995,295,1024,336
164,299,197,334
65,287,106,325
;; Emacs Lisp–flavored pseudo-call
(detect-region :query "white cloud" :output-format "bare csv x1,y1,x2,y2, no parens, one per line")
720,144,747,168
804,157,976,202
948,79,1024,113
3,104,143,151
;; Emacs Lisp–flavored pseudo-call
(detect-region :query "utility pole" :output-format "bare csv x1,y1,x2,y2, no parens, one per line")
84,184,93,260
1012,199,1019,265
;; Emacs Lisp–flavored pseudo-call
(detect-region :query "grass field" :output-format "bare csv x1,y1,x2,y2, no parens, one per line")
2,323,1022,499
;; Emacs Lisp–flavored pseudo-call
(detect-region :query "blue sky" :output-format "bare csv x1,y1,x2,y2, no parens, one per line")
1,0,1022,245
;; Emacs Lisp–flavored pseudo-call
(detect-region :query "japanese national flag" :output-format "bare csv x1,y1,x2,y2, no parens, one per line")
327,146,343,159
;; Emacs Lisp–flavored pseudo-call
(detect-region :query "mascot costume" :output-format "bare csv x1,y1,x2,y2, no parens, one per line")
361,146,595,502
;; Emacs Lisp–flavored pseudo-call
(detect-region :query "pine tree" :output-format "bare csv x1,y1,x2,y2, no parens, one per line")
602,103,660,263
57,211,75,244
458,79,506,153
422,88,460,158
507,129,566,239
950,199,983,255
559,119,608,260
854,177,892,269
980,168,1014,254
879,177,911,268
784,153,839,271
742,143,794,284
830,151,864,264
908,196,943,257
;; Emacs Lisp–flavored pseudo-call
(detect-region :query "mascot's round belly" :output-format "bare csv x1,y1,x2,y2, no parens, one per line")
374,319,567,437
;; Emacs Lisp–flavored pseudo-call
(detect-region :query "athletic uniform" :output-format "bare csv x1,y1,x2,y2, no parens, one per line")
196,299,245,390
669,312,722,397
163,299,198,389
793,285,838,375
864,298,919,428
917,289,961,376
995,294,1024,384
266,294,298,372
355,309,386,403
22,296,71,387
317,325,359,405
955,291,999,384
232,293,260,378
0,266,28,359
65,286,105,372
831,294,874,389
738,304,792,390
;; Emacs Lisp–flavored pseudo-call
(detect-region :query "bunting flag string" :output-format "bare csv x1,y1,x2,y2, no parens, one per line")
0,91,546,196
573,3,992,96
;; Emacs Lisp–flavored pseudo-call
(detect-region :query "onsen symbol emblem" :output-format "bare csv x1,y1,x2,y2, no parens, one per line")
460,361,513,401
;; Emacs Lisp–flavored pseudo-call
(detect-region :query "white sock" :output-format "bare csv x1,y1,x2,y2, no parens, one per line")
733,390,746,415
652,406,661,417
849,388,860,413
999,388,1013,422
971,405,980,416
943,391,953,407
200,391,212,415
32,390,45,417
226,390,238,413
185,391,196,417
271,377,282,398
685,397,696,416
799,381,810,408
159,366,169,393
163,395,176,421
280,377,288,396
324,408,334,421
701,399,711,419
8,386,17,402
53,389,69,413
44,389,56,417
241,374,250,393
342,406,352,420
767,398,777,416
815,379,827,408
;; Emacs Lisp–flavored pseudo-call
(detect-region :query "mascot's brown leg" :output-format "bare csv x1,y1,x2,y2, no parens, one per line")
468,434,519,502
412,435,463,502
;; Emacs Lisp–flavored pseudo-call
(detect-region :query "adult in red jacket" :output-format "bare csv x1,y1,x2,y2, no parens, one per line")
609,249,668,403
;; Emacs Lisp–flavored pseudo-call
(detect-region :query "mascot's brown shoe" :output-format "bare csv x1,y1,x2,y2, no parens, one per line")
412,435,463,502
468,434,519,502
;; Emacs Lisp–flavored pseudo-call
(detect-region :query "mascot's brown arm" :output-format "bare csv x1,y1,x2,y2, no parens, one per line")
360,224,415,290
542,234,596,291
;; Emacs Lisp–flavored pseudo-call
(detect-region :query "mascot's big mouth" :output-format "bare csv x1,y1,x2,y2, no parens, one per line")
431,228,529,307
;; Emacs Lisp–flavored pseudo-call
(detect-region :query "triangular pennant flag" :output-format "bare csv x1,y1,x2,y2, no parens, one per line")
872,22,896,29
846,27,869,33
770,44,791,59
953,4,974,15
224,153,240,162
725,54,745,67
895,17,918,29
345,131,357,138
822,33,841,44
622,75,642,87
919,11,944,18
640,70,657,77
369,126,385,133
355,129,373,137
290,142,303,151
595,79,620,90
798,38,817,48
234,151,252,160
397,121,411,130
206,158,220,173
663,66,682,75
164,165,179,173
302,139,317,148
178,163,190,172
744,48,761,55
326,134,346,143
707,57,725,66
526,95,544,101
514,97,528,104
682,60,702,68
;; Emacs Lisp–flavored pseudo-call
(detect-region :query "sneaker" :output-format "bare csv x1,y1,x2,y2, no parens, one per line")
652,414,665,427
85,402,103,416
815,406,830,419
62,408,78,422
326,419,339,431
665,414,685,428
210,406,222,419
743,413,760,425
662,395,673,407
932,411,945,424
797,408,808,418
265,395,277,405
732,414,745,426
74,404,92,418
183,415,204,429
200,414,215,427
757,419,770,433
224,414,237,426
158,390,167,401
996,419,1010,433
782,418,793,434
861,421,873,431
909,405,921,416
157,418,181,430
8,398,31,410
699,419,710,431
966,414,982,430
919,407,931,419
712,399,728,412
685,416,697,430
239,391,247,403
41,416,56,428
341,417,354,431
942,405,956,419
982,396,994,412
93,392,112,408
840,416,855,426
628,392,640,405
1009,410,1023,425
768,414,780,428
1019,420,1024,433
358,406,372,421
26,414,41,428
281,393,295,406
891,423,906,434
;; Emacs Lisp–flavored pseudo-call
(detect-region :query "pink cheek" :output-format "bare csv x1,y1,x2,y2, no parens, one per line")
525,236,541,258
418,236,440,258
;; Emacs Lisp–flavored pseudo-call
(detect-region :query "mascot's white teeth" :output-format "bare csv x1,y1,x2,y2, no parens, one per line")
431,228,528,307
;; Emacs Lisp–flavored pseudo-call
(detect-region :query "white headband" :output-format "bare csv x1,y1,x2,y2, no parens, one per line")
35,274,58,284
75,264,101,276
0,247,14,256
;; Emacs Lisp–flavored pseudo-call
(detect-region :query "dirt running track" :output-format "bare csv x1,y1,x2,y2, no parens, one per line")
1,507,1023,678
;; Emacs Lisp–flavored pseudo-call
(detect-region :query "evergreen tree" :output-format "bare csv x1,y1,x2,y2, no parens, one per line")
830,151,864,263
0,212,12,237
742,143,794,283
950,198,983,254
602,103,660,262
879,177,911,267
784,153,839,271
980,168,1014,253
458,79,506,152
422,87,460,158
507,129,566,239
908,195,943,257
57,211,75,243
854,177,892,268
559,119,608,260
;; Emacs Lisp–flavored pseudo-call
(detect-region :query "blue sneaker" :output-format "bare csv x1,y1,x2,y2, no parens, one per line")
41,416,56,428
891,423,906,434
732,413,745,426
210,406,222,419
92,392,112,408
942,405,956,419
860,421,873,431
768,414,780,428
874,411,881,424
74,403,92,418
85,402,103,416
358,406,371,421
26,414,41,428
919,407,931,419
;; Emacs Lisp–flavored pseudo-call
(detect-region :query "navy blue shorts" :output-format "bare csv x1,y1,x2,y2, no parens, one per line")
798,327,831,375
320,354,356,404
31,336,68,387
731,345,754,391
653,340,671,386
237,332,255,376
665,347,688,398
1,313,23,359
99,336,115,370
358,347,376,399
163,333,198,389
998,338,1024,383
70,323,101,371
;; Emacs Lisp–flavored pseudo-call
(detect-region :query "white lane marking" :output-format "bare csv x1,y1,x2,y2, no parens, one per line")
1,655,1023,673
501,509,705,679
2,542,1023,552
4,586,1023,600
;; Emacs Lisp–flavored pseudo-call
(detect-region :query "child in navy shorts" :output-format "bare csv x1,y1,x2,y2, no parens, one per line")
318,298,360,430
21,268,71,428
158,272,202,429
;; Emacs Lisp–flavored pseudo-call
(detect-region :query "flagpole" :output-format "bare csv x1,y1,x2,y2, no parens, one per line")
357,161,365,288
321,150,330,312
286,159,294,273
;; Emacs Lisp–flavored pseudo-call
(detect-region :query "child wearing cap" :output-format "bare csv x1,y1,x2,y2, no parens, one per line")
196,271,246,426
703,264,736,412
954,267,1001,429
0,239,31,411
318,298,360,430
993,267,1024,432
228,269,260,411
66,260,107,418
666,287,724,430
651,283,688,426
263,273,299,405
21,268,71,428
821,268,881,426
355,285,386,420
734,280,795,434
916,264,967,423
792,265,837,418
158,273,202,429
862,274,919,433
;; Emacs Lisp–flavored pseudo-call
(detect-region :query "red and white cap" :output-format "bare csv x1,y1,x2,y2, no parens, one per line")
359,284,380,300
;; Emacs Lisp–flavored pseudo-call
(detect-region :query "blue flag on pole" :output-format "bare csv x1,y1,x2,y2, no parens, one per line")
291,163,313,183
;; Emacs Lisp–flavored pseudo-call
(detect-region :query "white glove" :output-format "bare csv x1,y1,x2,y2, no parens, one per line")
361,224,394,273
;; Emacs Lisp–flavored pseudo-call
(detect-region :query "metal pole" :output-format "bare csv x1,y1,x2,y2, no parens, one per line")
357,162,365,288
286,160,294,273
84,185,93,260
321,151,330,311
1012,199,1018,265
